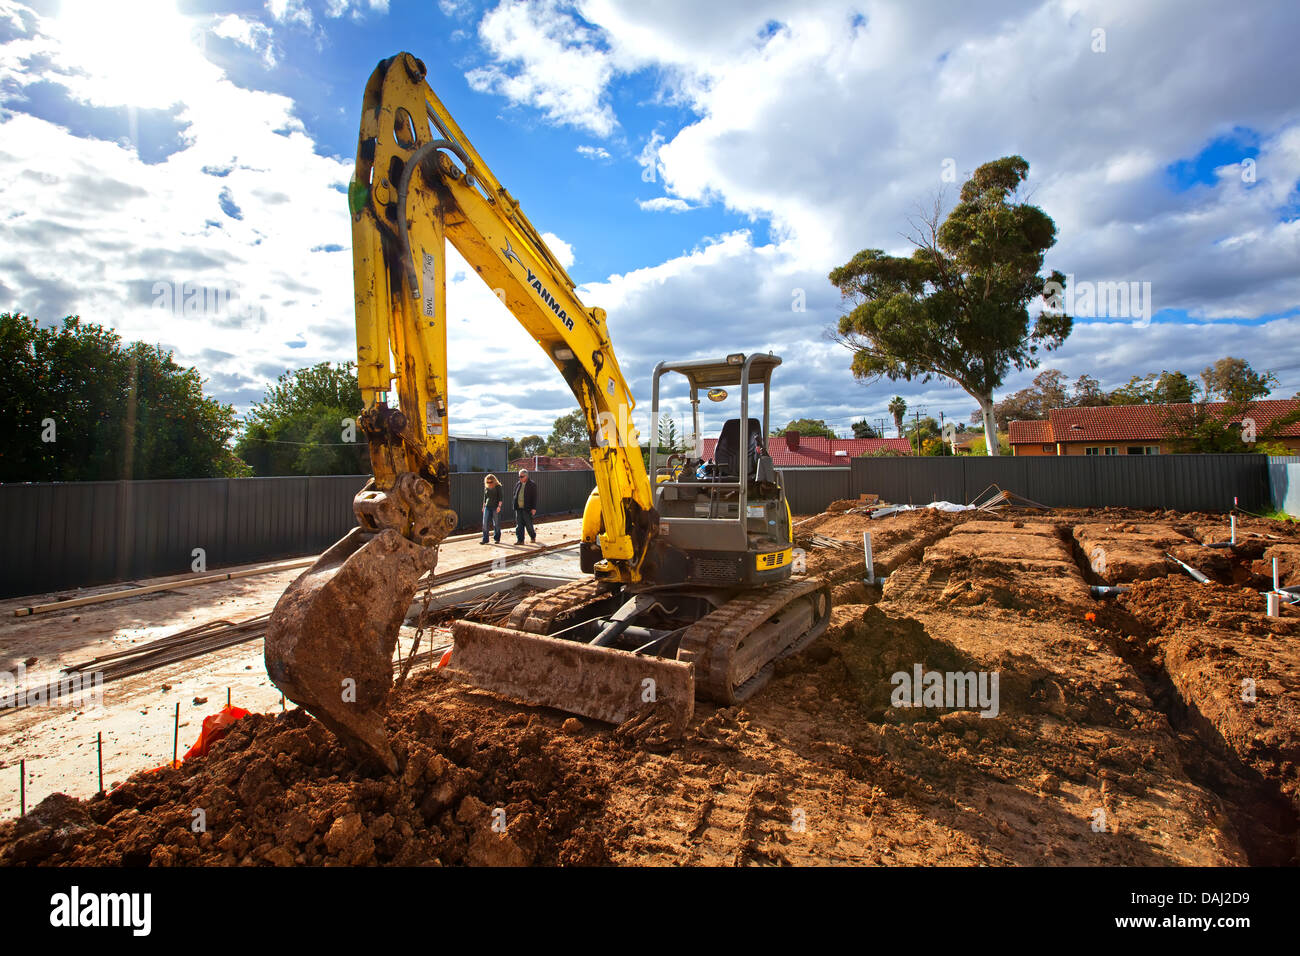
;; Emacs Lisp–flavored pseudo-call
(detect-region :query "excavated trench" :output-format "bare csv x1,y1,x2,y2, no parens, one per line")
1063,526,1299,865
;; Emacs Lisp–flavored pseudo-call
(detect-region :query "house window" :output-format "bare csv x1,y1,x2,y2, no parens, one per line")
1103,447,1118,455
1042,444,1054,453
1126,446,1144,455
1085,447,1098,456
1145,446,1159,455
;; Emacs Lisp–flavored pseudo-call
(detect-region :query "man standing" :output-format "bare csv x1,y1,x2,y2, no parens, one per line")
514,468,538,544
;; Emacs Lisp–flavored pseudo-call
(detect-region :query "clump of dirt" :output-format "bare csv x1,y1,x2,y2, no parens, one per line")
0,672,615,866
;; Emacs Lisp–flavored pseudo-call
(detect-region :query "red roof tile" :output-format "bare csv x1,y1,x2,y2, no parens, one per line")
700,435,912,467
1007,420,1054,443
1007,400,1300,444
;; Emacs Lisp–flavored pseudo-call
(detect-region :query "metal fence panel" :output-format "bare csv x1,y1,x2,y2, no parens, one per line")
851,458,910,503
778,469,852,514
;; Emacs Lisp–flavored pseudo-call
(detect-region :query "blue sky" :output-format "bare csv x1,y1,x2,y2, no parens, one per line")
2,0,1299,442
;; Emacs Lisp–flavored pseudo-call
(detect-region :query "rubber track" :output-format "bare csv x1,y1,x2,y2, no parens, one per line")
507,578,616,634
677,578,831,704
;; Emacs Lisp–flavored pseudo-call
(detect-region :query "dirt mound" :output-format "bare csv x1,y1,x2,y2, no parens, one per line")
1073,522,1194,583
1120,577,1300,638
0,671,618,866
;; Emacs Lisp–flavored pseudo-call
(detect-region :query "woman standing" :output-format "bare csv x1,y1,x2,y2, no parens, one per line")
481,474,503,544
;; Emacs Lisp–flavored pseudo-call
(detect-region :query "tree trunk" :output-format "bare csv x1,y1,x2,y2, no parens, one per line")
978,395,1001,456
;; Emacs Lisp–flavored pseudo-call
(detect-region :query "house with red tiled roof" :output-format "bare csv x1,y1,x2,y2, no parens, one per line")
509,455,593,472
1008,400,1300,456
701,430,912,468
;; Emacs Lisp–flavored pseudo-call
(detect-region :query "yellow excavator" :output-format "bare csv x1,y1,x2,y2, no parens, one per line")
264,53,830,772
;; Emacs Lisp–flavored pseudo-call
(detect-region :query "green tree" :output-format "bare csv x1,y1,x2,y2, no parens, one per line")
506,434,547,461
967,432,1012,456
1201,357,1276,402
904,415,942,455
1152,370,1200,404
985,368,1103,428
1070,374,1108,407
0,313,242,481
1109,369,1201,406
657,416,684,452
235,362,367,475
546,409,589,458
850,419,879,439
831,156,1071,455
887,396,907,438
772,418,837,439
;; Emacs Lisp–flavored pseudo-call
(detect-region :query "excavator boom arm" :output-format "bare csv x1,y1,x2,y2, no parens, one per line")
265,53,661,770
351,52,656,571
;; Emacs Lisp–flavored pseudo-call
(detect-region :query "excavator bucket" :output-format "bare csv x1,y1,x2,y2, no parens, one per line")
444,621,696,735
265,526,436,773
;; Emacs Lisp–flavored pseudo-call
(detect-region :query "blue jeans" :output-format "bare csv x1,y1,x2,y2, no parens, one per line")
481,506,501,542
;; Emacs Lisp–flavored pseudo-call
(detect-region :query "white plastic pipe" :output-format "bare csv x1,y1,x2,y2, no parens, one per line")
1231,514,1236,545
1268,591,1280,617
1274,557,1280,593
863,531,874,584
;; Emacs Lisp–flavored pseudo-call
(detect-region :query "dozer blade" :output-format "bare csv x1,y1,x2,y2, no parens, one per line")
265,526,436,773
445,621,695,735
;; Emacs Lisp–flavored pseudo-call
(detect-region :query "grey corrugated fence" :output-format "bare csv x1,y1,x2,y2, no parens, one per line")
846,454,1269,512
0,457,1269,599
0,471,595,599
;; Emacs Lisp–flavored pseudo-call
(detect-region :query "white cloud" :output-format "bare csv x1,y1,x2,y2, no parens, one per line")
466,0,619,137
213,14,277,67
265,0,313,29
541,232,575,269
323,0,390,18
638,197,693,213
576,144,610,160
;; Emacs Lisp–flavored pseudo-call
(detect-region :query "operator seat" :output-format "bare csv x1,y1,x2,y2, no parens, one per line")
714,417,762,480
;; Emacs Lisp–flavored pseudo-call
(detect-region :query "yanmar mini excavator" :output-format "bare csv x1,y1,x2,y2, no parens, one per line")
264,53,830,771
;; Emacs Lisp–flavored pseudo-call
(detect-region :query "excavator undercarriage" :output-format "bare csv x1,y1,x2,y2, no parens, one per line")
447,576,831,736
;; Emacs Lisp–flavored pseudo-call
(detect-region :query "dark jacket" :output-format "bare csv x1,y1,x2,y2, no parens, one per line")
483,483,503,510
513,479,538,513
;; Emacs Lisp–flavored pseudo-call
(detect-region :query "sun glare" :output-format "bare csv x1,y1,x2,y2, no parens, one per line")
49,0,209,110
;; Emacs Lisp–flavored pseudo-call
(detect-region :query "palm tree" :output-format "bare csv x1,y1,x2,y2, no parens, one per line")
887,396,907,438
